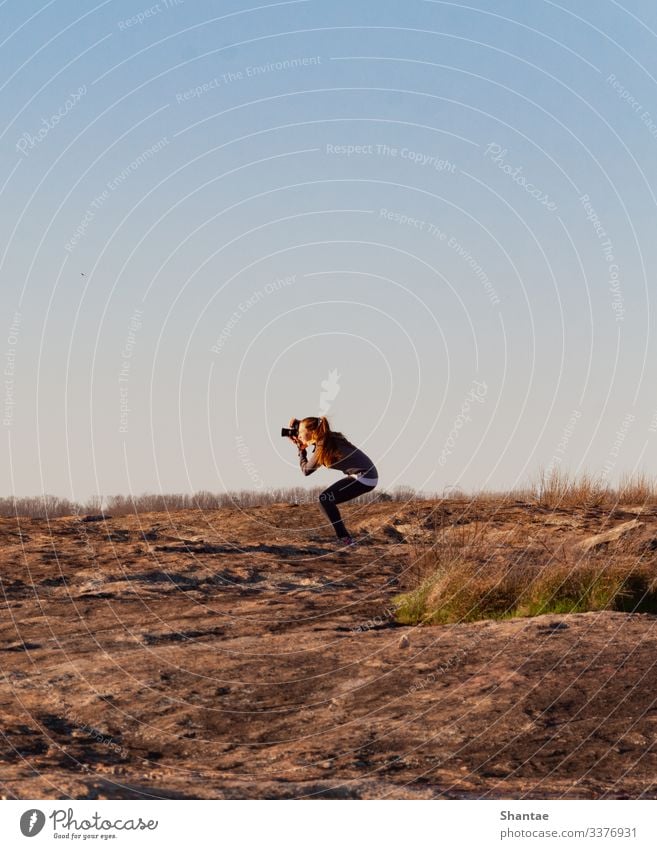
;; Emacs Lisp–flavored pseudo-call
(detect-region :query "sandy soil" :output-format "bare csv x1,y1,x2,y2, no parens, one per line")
1,498,657,799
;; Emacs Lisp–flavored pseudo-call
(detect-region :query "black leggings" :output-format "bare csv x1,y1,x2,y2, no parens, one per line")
318,477,376,539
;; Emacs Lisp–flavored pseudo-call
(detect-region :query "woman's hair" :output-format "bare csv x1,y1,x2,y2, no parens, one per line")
301,416,350,467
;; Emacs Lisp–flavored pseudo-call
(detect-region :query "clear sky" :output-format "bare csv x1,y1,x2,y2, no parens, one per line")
1,0,656,500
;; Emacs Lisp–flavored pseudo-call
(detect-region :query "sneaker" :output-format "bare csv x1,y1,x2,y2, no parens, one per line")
336,536,357,548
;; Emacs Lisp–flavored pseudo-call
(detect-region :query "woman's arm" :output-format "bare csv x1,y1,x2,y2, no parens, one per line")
299,445,319,476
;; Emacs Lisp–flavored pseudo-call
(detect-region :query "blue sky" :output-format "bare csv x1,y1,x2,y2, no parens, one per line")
1,0,656,499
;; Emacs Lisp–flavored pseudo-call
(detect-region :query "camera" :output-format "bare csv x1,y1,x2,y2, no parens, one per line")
281,419,299,438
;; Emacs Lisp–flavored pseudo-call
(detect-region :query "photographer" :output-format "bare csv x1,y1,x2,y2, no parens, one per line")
285,416,378,547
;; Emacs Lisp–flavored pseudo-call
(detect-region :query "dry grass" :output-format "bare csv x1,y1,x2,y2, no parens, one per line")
437,470,657,510
526,468,657,509
395,516,657,625
616,471,657,504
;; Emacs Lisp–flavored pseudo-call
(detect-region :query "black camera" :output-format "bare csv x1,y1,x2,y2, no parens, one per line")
281,419,299,438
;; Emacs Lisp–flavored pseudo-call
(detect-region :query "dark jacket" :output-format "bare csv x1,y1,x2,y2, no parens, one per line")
298,439,378,480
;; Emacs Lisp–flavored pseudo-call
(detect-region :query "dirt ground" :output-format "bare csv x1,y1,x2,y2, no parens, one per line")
1,497,657,799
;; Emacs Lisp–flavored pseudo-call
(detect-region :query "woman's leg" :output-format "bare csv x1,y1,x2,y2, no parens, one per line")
318,477,376,539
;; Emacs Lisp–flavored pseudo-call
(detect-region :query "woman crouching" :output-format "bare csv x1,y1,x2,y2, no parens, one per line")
287,416,378,547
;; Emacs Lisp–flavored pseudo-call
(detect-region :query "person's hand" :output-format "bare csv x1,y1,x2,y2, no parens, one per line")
288,417,304,449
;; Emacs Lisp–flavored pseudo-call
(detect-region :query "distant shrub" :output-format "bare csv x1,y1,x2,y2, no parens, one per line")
0,495,82,519
2,472,655,519
0,485,425,517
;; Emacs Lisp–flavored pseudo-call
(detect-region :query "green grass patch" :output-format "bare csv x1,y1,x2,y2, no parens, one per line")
394,552,657,626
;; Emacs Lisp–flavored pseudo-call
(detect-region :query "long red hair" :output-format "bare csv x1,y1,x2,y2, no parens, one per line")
301,416,350,467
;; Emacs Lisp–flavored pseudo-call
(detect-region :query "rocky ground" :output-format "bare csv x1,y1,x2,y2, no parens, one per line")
1,497,657,799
